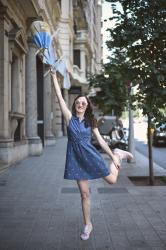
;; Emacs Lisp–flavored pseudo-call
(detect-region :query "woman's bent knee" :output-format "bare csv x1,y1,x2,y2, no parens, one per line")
104,175,117,185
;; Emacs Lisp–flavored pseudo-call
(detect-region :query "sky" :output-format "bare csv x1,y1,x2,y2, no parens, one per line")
102,1,122,63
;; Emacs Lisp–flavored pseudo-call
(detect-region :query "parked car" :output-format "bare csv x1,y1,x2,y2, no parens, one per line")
152,124,166,146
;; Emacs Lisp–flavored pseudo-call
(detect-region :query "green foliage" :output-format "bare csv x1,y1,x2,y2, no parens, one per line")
90,0,166,124
89,56,131,116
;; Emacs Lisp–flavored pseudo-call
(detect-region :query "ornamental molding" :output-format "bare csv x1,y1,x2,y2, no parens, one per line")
8,27,28,54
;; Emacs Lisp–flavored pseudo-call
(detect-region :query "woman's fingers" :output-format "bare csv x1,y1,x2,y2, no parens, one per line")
113,159,121,170
50,67,55,75
115,163,120,170
117,164,121,170
112,154,122,170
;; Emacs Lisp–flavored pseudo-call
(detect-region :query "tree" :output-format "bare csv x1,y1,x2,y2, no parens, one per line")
90,0,166,185
89,54,134,116
106,0,166,123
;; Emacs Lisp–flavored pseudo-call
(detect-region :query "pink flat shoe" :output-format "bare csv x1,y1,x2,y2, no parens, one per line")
80,223,93,240
113,148,133,161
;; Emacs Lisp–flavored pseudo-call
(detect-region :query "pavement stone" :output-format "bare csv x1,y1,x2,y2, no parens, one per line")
0,137,166,250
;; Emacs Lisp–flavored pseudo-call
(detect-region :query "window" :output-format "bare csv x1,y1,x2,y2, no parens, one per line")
58,0,61,8
14,119,22,141
73,49,81,68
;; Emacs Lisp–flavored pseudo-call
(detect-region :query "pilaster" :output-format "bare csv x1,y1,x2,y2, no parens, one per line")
44,67,56,145
25,40,42,155
0,12,9,140
63,89,69,136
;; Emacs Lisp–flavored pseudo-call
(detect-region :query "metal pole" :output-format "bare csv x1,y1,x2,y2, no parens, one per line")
127,103,135,163
147,115,154,185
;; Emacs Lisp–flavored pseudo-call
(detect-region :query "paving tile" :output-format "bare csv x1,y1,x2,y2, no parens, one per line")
0,137,166,250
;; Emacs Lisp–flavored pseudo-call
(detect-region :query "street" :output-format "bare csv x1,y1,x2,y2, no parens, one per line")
134,122,166,169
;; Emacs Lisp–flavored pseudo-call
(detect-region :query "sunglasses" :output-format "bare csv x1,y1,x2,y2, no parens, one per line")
75,101,88,107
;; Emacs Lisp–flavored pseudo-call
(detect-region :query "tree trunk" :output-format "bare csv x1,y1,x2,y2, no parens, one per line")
147,115,154,185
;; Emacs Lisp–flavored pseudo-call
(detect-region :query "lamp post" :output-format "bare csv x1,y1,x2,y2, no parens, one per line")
127,82,135,163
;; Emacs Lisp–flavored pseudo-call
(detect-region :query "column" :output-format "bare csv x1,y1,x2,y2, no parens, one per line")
52,80,63,137
0,12,13,165
54,96,63,137
63,89,69,136
25,40,42,155
0,14,10,140
44,67,56,145
61,0,69,18
52,81,57,136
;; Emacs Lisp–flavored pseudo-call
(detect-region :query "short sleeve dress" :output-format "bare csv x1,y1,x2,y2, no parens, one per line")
64,115,110,180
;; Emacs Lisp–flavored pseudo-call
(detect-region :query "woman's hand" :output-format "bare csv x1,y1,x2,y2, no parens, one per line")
50,68,56,76
93,128,122,168
112,156,121,170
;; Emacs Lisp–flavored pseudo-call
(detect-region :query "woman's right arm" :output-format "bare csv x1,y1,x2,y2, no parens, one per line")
51,71,72,125
93,127,121,169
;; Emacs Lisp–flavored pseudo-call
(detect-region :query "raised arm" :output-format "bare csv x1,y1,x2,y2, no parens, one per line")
92,127,120,169
50,70,72,125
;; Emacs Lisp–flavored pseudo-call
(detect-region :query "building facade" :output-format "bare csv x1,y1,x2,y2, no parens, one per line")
0,0,102,167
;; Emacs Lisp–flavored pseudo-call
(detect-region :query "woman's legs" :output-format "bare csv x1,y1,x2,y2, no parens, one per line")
103,155,120,184
77,180,92,226
104,149,133,185
77,180,93,240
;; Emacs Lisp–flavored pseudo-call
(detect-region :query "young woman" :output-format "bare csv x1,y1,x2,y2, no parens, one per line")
51,71,133,240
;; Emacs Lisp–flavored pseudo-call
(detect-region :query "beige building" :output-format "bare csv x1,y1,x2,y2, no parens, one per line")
0,0,102,167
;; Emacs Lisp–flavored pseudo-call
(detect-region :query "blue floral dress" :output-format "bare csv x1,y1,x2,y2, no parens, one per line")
64,115,110,180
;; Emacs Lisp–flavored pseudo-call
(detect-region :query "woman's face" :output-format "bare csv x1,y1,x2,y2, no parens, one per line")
74,96,88,115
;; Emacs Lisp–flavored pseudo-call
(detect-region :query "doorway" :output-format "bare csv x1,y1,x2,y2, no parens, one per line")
36,56,44,146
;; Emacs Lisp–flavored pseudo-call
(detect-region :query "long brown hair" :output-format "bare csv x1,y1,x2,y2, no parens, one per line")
72,95,97,128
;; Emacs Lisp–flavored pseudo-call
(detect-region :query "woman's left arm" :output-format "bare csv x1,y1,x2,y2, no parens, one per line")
93,127,120,169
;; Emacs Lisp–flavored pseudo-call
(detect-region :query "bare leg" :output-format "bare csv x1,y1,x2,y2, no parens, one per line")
77,180,93,240
104,149,133,185
77,180,92,225
103,154,120,184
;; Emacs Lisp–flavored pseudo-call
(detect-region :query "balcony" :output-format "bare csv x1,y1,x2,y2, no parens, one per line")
74,30,88,44
71,65,87,84
74,29,92,55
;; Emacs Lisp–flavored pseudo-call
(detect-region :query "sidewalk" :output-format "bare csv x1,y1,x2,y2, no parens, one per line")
0,137,166,250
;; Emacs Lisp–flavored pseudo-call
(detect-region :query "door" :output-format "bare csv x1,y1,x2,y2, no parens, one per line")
36,56,44,146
